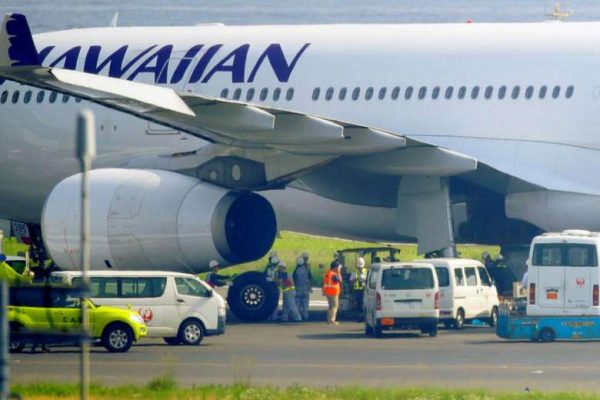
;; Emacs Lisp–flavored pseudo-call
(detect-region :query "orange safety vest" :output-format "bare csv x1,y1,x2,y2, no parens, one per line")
322,270,341,296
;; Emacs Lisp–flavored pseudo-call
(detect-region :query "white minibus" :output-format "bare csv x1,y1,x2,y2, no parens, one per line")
526,230,600,316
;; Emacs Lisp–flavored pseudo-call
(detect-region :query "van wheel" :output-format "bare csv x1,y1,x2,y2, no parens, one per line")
9,323,25,353
489,307,499,328
178,319,205,345
453,309,465,330
102,323,133,353
163,337,181,346
539,327,555,343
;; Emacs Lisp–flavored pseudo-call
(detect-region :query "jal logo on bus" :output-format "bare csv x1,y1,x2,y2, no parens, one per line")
138,307,154,323
576,277,586,287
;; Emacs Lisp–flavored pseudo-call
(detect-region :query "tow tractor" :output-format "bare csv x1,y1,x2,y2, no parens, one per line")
333,246,402,319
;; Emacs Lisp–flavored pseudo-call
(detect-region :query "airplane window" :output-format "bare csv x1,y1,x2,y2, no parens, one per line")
471,86,480,99
565,85,574,99
246,88,255,101
539,85,547,99
525,86,534,100
498,85,507,100
352,87,360,101
312,87,320,101
36,91,44,103
220,88,229,98
391,87,400,100
418,86,427,100
62,94,70,103
273,88,281,101
378,87,386,100
49,91,57,103
286,88,294,101
12,91,20,104
339,87,347,100
1,90,8,104
511,86,520,99
325,87,334,101
233,88,242,100
24,91,32,104
365,87,374,100
552,85,561,99
260,88,268,101
445,87,453,99
457,86,466,99
404,86,413,100
484,86,493,99
431,86,440,100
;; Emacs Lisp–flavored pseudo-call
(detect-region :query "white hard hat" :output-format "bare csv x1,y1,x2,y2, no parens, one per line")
301,252,309,258
270,256,279,265
278,261,287,269
269,251,278,258
357,257,365,268
296,256,305,265
209,260,219,269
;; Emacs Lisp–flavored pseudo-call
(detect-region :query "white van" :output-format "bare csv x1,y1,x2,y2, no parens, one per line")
526,230,600,316
51,271,226,345
413,258,499,328
364,262,439,337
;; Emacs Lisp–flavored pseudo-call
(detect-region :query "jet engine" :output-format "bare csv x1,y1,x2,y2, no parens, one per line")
41,168,277,273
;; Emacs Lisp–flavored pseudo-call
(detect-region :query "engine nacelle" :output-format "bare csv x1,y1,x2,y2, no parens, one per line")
42,168,277,272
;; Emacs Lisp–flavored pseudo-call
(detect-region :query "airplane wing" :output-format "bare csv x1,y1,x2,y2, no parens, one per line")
0,13,405,158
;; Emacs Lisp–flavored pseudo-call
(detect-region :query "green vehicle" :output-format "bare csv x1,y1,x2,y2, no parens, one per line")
8,288,147,353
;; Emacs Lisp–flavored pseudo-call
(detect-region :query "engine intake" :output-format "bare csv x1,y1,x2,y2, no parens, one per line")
42,169,276,272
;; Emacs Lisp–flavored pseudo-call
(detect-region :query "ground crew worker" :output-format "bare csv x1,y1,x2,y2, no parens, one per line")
265,252,281,321
278,263,301,322
205,260,230,288
350,256,367,314
488,255,517,297
293,255,312,320
323,260,342,325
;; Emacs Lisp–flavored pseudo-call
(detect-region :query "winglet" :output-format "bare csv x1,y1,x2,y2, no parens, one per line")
0,13,40,68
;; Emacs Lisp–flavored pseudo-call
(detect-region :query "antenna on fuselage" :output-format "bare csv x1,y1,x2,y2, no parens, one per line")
109,12,119,27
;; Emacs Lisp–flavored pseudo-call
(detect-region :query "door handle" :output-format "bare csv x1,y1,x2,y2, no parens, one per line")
177,298,185,303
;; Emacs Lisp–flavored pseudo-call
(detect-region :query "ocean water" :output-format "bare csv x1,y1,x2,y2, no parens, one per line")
1,0,600,33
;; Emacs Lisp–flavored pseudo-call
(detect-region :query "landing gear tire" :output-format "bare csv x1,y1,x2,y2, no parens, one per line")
227,271,279,322
453,309,465,330
489,307,499,328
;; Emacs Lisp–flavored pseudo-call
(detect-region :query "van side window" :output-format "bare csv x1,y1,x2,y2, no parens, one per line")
435,267,449,287
175,277,211,297
368,270,378,289
121,278,167,297
454,268,465,286
465,267,478,286
477,267,492,286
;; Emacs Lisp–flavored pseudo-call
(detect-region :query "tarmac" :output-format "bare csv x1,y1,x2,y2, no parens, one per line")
9,300,600,392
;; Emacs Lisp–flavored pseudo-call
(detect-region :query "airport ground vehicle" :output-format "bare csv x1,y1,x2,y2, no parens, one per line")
51,271,226,345
335,247,402,317
497,304,600,342
364,262,439,337
413,258,499,328
526,230,600,316
8,287,147,353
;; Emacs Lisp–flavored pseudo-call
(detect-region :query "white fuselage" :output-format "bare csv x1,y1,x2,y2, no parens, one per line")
1,22,599,239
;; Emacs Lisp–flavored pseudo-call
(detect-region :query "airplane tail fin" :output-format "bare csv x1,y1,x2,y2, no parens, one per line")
0,13,40,68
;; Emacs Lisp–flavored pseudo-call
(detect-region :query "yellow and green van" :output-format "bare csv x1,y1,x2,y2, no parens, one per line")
8,289,147,353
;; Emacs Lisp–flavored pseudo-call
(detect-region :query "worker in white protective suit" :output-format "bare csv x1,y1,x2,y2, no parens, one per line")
265,252,281,321
350,256,368,314
293,255,313,320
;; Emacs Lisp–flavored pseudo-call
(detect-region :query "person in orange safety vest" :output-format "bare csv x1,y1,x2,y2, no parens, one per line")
322,260,342,325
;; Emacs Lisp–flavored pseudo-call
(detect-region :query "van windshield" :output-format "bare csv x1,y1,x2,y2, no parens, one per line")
381,268,434,290
532,244,598,267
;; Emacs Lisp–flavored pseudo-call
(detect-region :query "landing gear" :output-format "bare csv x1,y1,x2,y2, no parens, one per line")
227,271,279,322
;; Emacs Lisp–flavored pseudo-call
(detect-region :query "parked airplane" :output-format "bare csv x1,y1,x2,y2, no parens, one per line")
1,13,598,319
